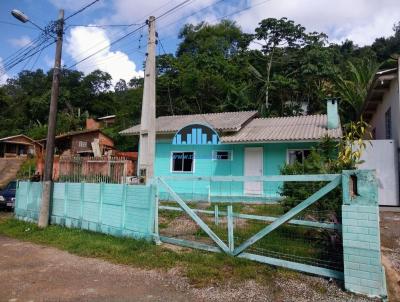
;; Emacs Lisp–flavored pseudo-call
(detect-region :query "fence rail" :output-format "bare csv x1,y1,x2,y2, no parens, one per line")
58,156,129,184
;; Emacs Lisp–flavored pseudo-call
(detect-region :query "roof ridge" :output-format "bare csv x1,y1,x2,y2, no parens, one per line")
158,110,258,119
253,114,326,121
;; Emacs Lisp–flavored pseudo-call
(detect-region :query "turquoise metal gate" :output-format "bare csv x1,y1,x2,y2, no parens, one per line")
155,174,344,279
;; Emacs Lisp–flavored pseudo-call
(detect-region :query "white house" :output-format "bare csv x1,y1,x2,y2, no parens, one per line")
359,60,400,206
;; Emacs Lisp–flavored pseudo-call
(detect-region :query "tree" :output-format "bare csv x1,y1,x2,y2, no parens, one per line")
252,18,307,112
372,22,400,63
114,79,128,93
333,59,379,120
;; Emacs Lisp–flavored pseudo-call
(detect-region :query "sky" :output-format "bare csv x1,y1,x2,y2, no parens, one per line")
0,0,400,86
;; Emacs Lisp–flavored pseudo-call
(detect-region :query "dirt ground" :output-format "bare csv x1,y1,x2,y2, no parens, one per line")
0,233,377,302
379,208,400,301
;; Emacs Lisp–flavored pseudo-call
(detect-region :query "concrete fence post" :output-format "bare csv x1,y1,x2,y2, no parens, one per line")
342,170,387,299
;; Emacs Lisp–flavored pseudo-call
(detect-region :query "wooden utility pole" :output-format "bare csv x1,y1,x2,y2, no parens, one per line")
138,16,156,183
38,9,64,228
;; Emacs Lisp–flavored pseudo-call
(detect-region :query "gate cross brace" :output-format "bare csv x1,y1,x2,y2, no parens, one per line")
157,178,231,254
232,176,342,256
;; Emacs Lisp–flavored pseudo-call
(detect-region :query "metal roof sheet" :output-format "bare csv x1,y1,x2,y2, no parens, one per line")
220,114,342,143
120,111,258,135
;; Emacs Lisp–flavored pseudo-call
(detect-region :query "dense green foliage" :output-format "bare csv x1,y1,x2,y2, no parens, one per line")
280,119,371,216
279,138,343,215
1,18,399,150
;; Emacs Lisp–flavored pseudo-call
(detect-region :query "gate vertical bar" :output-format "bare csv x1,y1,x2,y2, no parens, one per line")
227,205,234,252
214,205,219,225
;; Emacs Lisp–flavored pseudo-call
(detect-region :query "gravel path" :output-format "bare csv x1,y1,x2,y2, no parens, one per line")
0,235,377,302
380,209,400,301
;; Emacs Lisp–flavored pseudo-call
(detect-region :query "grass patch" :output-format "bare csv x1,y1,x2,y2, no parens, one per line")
0,216,286,286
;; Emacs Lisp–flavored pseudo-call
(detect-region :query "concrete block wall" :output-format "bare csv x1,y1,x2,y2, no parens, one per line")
342,170,386,298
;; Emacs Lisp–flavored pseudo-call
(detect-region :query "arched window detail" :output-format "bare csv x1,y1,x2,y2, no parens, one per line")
172,124,219,145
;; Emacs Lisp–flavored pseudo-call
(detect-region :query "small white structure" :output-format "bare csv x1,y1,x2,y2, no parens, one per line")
360,60,400,206
358,140,399,206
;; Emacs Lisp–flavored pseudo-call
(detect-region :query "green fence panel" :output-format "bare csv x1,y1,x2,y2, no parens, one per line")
15,181,156,240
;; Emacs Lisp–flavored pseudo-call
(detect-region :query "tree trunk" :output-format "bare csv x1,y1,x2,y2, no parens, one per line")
265,48,275,110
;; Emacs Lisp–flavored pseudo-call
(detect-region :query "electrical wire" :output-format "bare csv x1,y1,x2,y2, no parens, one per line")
67,23,142,28
157,38,175,115
66,0,194,70
159,0,273,44
216,0,272,21
0,20,38,30
1,35,43,64
0,39,55,75
66,23,147,70
159,0,226,31
30,46,44,71
64,0,101,21
0,0,100,77
1,35,51,71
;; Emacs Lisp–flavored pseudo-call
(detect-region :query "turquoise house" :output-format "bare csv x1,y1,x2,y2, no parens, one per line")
120,100,342,201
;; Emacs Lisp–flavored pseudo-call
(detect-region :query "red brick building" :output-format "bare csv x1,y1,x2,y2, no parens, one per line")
39,129,114,156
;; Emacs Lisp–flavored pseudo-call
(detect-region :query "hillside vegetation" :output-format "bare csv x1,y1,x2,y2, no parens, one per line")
1,18,399,151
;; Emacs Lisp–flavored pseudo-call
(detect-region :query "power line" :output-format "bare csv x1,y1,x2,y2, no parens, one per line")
67,23,142,28
0,20,38,30
1,35,52,71
157,38,175,115
159,0,226,30
216,0,272,21
2,35,43,64
64,0,101,21
156,0,194,21
30,46,44,71
66,0,194,70
76,46,146,70
66,23,147,69
1,39,55,74
160,0,273,44
62,0,188,68
0,0,100,77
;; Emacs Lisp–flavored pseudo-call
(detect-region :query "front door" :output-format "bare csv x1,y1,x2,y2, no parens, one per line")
244,147,263,195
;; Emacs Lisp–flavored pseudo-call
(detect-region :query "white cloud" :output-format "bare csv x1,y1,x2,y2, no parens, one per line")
106,0,216,32
233,0,400,46
66,26,144,86
9,35,33,48
0,58,9,85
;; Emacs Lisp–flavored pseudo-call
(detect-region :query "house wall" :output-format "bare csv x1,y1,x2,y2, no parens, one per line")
99,133,114,148
71,133,99,153
369,79,400,145
155,139,316,200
